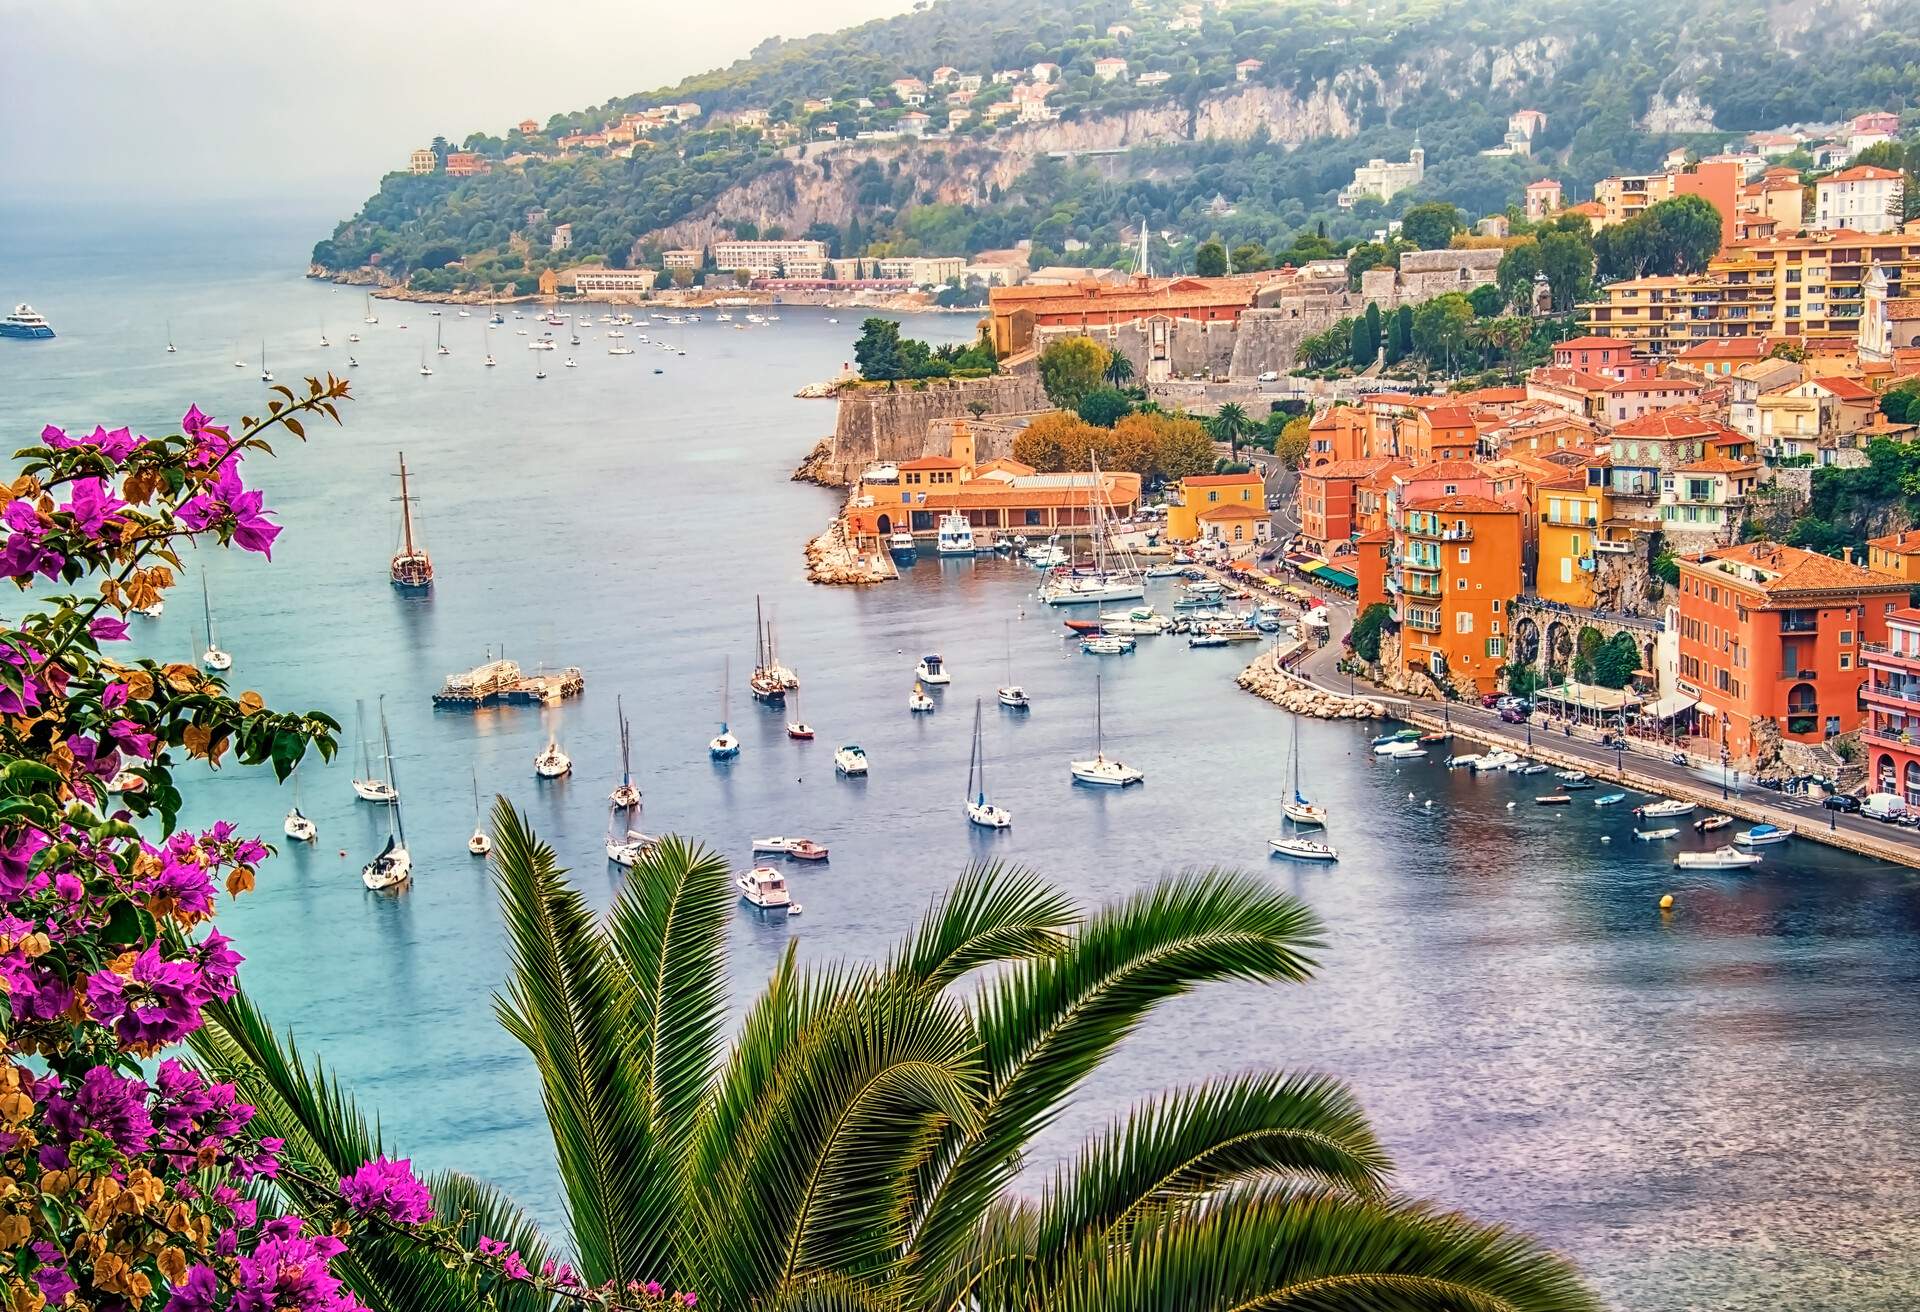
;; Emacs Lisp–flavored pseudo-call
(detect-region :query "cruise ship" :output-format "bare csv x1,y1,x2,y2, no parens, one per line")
1,305,54,339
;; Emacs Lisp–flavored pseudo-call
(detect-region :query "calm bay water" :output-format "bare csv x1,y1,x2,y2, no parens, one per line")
5,204,1920,1310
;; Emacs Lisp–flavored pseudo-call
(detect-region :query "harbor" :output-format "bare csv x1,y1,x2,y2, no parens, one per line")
431,658,586,708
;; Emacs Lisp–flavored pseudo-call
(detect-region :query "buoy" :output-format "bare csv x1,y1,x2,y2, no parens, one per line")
1408,791,1415,800
1506,801,1516,809
1424,799,1433,808
1600,835,1611,843
1659,893,1674,910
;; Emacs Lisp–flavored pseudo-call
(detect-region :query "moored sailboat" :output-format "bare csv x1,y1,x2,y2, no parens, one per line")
610,695,641,808
1069,674,1143,786
283,764,316,843
360,705,412,890
965,699,1012,827
749,596,787,703
350,698,399,803
389,453,434,588
1280,713,1326,827
198,572,232,672
709,658,739,759
533,733,572,778
468,770,492,856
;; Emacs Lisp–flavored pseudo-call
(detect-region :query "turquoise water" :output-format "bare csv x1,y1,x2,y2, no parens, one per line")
5,203,1920,1310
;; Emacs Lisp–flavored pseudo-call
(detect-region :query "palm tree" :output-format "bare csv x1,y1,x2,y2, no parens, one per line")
1210,402,1250,460
191,803,1596,1312
1103,351,1134,387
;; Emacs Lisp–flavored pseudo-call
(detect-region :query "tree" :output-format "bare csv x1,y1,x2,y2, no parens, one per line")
1104,351,1135,386
1077,386,1134,428
196,819,1600,1312
966,398,991,420
1497,239,1543,312
1411,294,1474,374
1536,231,1594,313
854,317,906,380
1194,239,1229,276
1351,602,1392,663
1349,314,1375,369
430,134,449,166
1400,201,1463,250
1210,402,1251,459
1363,301,1383,359
1039,336,1111,410
1118,410,1214,483
1274,414,1312,467
1345,241,1397,288
1590,632,1642,688
1642,194,1724,275
1881,379,1920,426
1014,410,1107,471
1390,304,1414,363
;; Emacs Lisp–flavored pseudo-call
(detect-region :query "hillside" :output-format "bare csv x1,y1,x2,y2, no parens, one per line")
312,0,1920,292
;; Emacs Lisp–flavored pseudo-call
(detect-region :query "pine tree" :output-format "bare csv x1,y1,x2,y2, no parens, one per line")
1349,316,1373,369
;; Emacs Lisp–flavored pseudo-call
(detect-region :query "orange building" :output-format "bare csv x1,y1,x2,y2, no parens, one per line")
1396,494,1524,694
843,432,1141,544
1298,457,1402,552
1304,407,1375,465
1868,529,1920,582
1411,405,1479,463
1861,608,1920,800
987,274,1261,356
1353,527,1393,612
1675,541,1908,766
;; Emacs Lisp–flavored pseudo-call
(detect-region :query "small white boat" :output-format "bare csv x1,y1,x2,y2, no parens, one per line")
915,654,951,685
1733,823,1793,847
349,699,398,802
468,771,492,856
710,659,740,759
833,744,869,776
535,369,547,379
889,530,918,559
610,695,641,808
737,865,792,909
965,699,1012,828
1638,798,1696,818
936,512,976,555
360,703,410,891
1555,770,1589,783
1270,836,1339,862
199,574,232,672
348,332,360,343
606,827,661,868
1080,634,1133,655
997,685,1030,709
134,601,163,618
1381,741,1426,759
283,808,316,843
1676,845,1763,869
1445,753,1481,769
1635,827,1681,841
1516,763,1550,776
608,345,634,355
534,734,572,779
1280,714,1325,826
564,358,578,368
909,682,935,713
752,836,809,855
1069,675,1142,786
1472,750,1519,772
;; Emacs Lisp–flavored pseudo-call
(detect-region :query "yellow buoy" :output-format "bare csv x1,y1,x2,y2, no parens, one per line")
1659,893,1674,910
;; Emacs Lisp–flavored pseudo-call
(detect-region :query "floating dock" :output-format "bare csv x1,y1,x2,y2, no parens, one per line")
432,659,585,709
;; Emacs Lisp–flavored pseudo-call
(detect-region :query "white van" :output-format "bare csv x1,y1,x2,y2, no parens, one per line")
1863,792,1908,822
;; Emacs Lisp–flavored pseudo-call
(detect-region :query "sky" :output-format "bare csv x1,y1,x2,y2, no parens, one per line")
2,0,918,214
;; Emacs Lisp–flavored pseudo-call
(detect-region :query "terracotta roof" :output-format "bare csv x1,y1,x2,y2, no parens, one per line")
1181,473,1264,488
1815,375,1876,401
1823,165,1902,183
1529,367,1615,392
1555,336,1631,352
1870,530,1920,553
1424,405,1476,427
1304,457,1402,480
1611,411,1736,440
1535,470,1589,491
1198,503,1267,520
1687,541,1908,596
1565,201,1605,217
1452,386,1529,404
1602,376,1703,393
1675,456,1758,474
1401,459,1487,482
1677,338,1768,361
1404,493,1512,514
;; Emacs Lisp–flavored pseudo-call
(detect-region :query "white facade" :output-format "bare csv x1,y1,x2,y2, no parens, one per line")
1338,142,1425,208
572,268,659,294
1815,168,1903,234
709,239,830,278
1093,57,1128,81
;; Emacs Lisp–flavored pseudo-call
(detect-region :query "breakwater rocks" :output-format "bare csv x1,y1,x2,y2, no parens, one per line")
791,438,837,486
804,525,894,586
1238,649,1385,719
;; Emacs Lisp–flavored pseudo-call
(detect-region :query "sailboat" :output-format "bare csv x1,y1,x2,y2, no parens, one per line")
1040,455,1144,607
997,619,1030,708
786,688,814,740
468,770,492,856
610,696,641,808
283,763,316,842
488,299,504,326
435,320,450,356
966,699,1013,827
259,342,273,383
418,349,433,377
198,572,232,671
1280,715,1326,827
361,702,411,890
709,658,739,759
233,340,246,368
605,811,661,867
748,595,786,703
165,321,176,354
1069,674,1143,786
364,293,379,325
389,453,433,588
350,698,399,803
319,320,330,348
534,732,572,778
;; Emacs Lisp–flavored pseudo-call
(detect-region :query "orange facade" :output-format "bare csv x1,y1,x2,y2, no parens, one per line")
1298,457,1401,551
1675,542,1907,764
1354,527,1392,613
1396,494,1524,694
987,275,1260,355
1862,608,1920,800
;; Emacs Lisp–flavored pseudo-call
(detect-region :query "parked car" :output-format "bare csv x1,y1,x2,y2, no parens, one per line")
1499,706,1529,724
1257,370,1279,382
1863,792,1908,822
1480,693,1504,708
1821,793,1862,813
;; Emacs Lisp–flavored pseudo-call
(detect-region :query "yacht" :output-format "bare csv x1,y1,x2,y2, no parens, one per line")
1636,798,1697,818
1039,456,1144,607
888,530,918,560
1676,846,1763,870
1,305,55,339
915,653,951,685
1269,835,1339,862
388,453,434,589
1080,634,1133,655
833,744,869,776
1733,823,1793,847
360,704,411,891
1069,675,1143,786
1470,750,1519,773
936,512,976,555
534,735,572,778
965,700,1012,828
608,344,634,355
736,865,793,910
350,699,399,803
785,688,814,740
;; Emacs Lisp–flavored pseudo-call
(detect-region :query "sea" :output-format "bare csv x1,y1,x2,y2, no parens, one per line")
4,201,1919,1311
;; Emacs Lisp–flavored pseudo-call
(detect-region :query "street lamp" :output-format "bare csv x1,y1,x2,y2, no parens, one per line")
1719,712,1731,801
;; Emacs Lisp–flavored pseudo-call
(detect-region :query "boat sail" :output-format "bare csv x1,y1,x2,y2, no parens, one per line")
199,572,232,671
1280,714,1326,827
350,698,399,803
748,595,786,703
610,695,641,808
468,770,491,855
966,699,1013,827
361,702,412,890
364,293,379,325
389,452,433,588
1040,455,1144,607
1069,674,1144,786
710,658,739,759
166,321,176,354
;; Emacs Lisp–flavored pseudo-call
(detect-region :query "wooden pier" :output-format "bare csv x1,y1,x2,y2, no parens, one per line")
432,659,585,709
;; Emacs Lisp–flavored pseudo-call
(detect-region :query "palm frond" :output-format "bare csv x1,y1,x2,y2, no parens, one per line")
909,870,1322,1285
490,796,661,1286
1037,1184,1600,1312
1034,1072,1389,1257
887,864,1077,992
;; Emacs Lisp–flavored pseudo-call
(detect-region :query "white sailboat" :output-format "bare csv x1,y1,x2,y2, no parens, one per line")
610,695,641,808
259,341,273,383
166,321,176,354
364,293,379,325
1069,674,1144,786
319,320,330,348
1041,455,1144,607
350,699,399,803
605,814,661,867
997,619,1029,709
233,340,246,368
1279,714,1326,827
966,699,1013,828
283,764,316,843
710,658,739,759
418,349,432,377
361,705,412,890
435,320,450,356
534,733,572,778
468,770,492,856
198,573,232,671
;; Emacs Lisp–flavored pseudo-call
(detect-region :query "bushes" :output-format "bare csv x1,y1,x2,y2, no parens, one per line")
1350,603,1392,663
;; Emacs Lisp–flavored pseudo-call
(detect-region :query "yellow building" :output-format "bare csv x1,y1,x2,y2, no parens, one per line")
1533,472,1616,607
1868,529,1920,582
1167,472,1264,542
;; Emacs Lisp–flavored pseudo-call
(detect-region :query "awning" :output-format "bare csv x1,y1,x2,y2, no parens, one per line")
1534,681,1641,713
1643,692,1699,720
1305,564,1357,589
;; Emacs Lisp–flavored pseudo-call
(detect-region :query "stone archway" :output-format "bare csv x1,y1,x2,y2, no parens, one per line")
1642,640,1657,676
877,513,893,535
1545,619,1574,673
1512,615,1541,669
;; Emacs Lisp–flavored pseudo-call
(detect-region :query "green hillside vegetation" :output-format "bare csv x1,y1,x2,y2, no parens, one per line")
314,0,1920,290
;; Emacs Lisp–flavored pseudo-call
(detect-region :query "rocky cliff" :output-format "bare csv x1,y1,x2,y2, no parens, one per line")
798,372,1047,486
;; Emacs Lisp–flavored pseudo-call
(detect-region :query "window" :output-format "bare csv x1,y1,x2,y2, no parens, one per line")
1456,611,1474,634
1491,620,1501,634
1458,547,1470,563
1487,638,1505,659
1457,578,1467,590
1841,630,1854,645
1491,599,1501,613
1840,653,1852,670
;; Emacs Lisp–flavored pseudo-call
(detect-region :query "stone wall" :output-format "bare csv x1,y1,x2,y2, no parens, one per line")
1396,248,1503,303
1047,320,1239,382
1228,303,1358,379
806,371,1046,485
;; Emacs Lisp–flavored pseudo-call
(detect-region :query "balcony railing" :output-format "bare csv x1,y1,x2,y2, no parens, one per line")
1866,682,1920,704
1779,618,1819,634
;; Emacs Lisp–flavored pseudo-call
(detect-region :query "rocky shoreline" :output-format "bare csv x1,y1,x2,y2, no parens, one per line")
1237,647,1386,720
790,438,843,487
804,521,894,586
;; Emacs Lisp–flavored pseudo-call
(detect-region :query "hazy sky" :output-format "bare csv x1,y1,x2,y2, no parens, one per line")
3,0,916,213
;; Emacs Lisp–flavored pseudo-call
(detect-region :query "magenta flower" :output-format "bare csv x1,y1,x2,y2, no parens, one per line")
683,1293,698,1307
178,462,280,557
644,1281,664,1298
0,499,66,581
163,1264,219,1312
106,716,158,760
232,1223,366,1312
31,1243,77,1305
90,616,131,644
501,1253,531,1282
475,1237,508,1258
62,476,127,537
339,1156,434,1225
85,939,210,1048
42,423,140,460
40,1065,156,1156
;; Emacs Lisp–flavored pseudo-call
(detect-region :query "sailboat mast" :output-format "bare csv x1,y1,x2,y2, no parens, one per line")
968,700,980,800
755,595,766,670
200,571,216,647
618,694,633,786
397,453,417,558
1094,674,1104,757
380,699,405,846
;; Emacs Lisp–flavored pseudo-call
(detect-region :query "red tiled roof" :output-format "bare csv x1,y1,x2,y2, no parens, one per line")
1304,457,1403,480
1452,386,1529,404
1815,375,1876,401
1198,503,1267,520
1675,456,1758,474
1404,493,1512,514
1602,376,1703,393
1611,411,1735,440
1401,459,1486,482
1823,165,1902,183
1425,405,1476,427
1687,541,1908,595
1869,530,1920,554
1555,336,1630,352
1677,338,1768,360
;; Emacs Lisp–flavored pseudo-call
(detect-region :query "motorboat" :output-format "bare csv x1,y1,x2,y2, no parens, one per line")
1471,750,1519,772
997,685,1030,709
1535,794,1573,805
1634,827,1681,841
1069,675,1143,786
1733,823,1793,847
936,512,976,555
134,601,163,618
1445,753,1481,769
753,836,807,855
1638,799,1696,818
1371,728,1421,747
915,654,951,685
1145,564,1188,578
1676,846,1764,869
1694,814,1733,833
1269,836,1339,862
909,682,936,713
1187,633,1230,648
1381,742,1426,760
889,530,918,560
965,699,1012,828
2,304,55,339
737,865,792,909
1080,634,1133,655
608,345,634,355
1559,776,1594,790
788,840,829,861
833,744,869,776
1555,770,1590,783
564,358,578,368
534,735,572,779
1594,793,1627,806
1516,763,1550,775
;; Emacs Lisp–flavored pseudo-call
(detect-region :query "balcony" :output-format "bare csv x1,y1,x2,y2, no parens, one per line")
1439,527,1474,542
1865,682,1920,709
1405,608,1442,633
1863,726,1920,753
1863,641,1920,674
1778,616,1819,634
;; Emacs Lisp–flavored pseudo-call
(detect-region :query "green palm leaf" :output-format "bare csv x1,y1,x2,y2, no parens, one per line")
491,796,659,1285
909,871,1322,1286
888,863,1077,991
